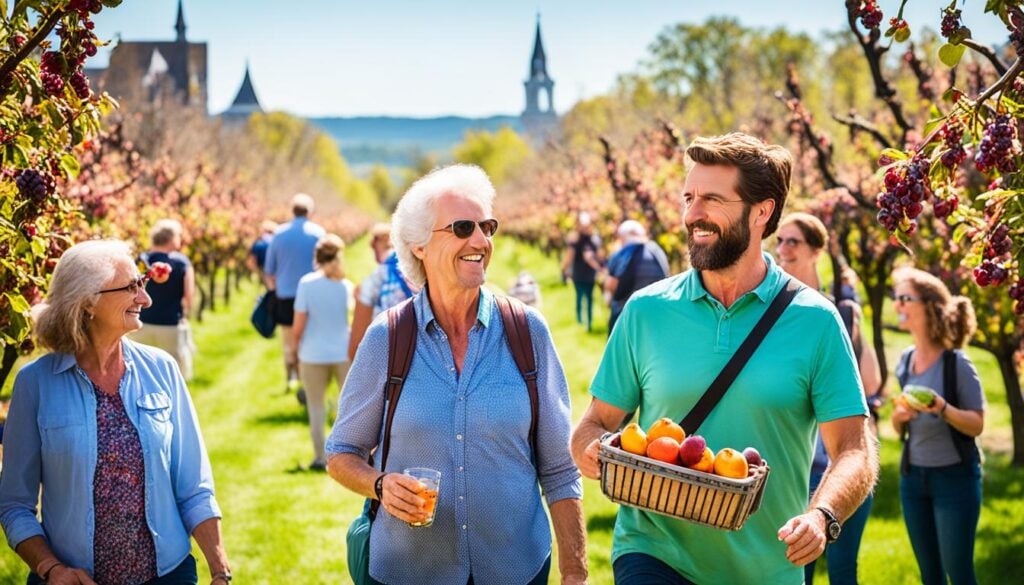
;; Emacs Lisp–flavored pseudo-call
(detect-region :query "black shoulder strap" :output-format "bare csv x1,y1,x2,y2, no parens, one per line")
496,296,540,464
679,278,801,436
943,350,980,465
897,350,913,390
369,298,417,519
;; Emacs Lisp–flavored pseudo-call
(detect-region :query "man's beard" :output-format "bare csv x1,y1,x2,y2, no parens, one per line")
688,205,752,271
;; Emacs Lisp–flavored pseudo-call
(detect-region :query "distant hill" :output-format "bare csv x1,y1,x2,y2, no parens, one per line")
308,115,523,171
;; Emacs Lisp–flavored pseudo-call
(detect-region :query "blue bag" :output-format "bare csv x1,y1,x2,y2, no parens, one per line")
250,290,277,339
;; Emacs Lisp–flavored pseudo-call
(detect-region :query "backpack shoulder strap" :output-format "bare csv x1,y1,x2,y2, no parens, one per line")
897,349,914,390
943,350,959,407
369,298,417,519
496,295,540,465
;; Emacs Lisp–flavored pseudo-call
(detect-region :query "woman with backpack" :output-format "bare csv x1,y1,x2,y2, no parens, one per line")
891,267,984,585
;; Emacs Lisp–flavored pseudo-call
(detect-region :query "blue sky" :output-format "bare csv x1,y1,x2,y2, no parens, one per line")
88,1,1010,117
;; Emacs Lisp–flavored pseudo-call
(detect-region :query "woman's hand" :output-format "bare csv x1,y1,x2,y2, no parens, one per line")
891,397,918,426
47,565,97,585
918,394,948,416
380,473,431,525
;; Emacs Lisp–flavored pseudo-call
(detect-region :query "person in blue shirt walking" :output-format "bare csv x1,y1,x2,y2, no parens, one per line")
0,240,230,585
264,193,326,396
326,164,588,585
603,219,669,333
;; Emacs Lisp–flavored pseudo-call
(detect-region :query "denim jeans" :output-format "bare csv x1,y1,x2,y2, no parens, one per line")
900,462,981,585
28,554,197,585
574,281,595,331
805,470,874,585
613,553,698,585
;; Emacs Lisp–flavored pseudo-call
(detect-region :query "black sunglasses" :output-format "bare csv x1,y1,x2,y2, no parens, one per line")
98,274,150,295
776,236,805,247
433,219,499,239
893,293,921,303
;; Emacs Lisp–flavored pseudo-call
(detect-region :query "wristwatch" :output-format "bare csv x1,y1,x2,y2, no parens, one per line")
374,473,388,501
816,506,842,543
211,570,232,583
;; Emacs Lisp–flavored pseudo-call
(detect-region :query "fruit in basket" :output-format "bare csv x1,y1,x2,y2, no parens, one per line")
620,423,649,455
902,385,936,410
646,437,682,464
688,447,714,473
647,418,685,443
713,448,749,479
678,435,707,467
742,447,763,468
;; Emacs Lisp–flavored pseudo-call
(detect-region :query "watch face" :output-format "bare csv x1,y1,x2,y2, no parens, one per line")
828,522,842,541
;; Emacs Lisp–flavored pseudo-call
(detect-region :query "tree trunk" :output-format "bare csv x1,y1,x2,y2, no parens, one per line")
223,268,231,306
207,271,217,313
0,345,19,392
996,348,1024,466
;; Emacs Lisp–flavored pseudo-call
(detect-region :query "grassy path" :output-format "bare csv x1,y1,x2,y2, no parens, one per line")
1,235,1022,583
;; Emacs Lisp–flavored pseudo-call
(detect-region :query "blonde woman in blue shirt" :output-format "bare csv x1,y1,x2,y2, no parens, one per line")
0,240,230,585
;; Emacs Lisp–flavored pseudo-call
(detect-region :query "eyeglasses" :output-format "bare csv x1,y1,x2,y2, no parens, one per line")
893,293,921,304
776,236,806,248
432,219,499,239
98,274,150,295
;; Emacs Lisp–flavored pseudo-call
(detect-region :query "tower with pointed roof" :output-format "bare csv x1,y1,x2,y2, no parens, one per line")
521,15,558,139
222,63,264,121
91,0,207,110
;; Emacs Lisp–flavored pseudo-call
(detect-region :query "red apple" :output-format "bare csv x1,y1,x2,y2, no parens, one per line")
742,446,763,468
679,435,707,467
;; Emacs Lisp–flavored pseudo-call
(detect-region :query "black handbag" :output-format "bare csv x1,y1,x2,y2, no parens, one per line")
250,290,277,339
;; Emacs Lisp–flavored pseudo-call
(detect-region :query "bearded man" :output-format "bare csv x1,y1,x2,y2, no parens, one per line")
570,133,878,585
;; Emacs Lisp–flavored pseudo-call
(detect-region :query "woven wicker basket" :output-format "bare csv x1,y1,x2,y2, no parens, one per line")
598,433,770,531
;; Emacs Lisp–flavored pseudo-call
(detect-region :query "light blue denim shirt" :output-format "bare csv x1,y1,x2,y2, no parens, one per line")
327,287,582,585
0,340,220,577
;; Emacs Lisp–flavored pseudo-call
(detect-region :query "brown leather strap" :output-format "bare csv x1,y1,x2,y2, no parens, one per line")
369,298,417,519
496,296,540,465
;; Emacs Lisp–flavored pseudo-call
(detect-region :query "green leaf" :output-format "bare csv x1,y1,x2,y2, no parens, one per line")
4,292,29,314
59,153,80,179
880,148,909,162
939,43,967,68
0,1,8,22
894,26,911,43
951,27,972,45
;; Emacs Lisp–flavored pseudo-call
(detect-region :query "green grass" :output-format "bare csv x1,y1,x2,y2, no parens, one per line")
2,236,1022,583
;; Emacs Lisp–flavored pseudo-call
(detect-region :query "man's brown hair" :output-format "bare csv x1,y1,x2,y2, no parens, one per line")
685,132,793,237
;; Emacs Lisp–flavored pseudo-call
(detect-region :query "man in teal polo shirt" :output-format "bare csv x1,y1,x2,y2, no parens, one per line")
571,133,878,585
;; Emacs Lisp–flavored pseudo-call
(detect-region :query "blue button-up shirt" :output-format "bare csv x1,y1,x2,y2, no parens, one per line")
327,288,582,585
264,217,326,298
0,340,220,577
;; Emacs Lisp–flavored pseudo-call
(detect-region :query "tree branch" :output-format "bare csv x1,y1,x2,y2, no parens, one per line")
962,38,1008,76
0,7,66,90
832,112,893,149
975,56,1024,109
845,0,912,141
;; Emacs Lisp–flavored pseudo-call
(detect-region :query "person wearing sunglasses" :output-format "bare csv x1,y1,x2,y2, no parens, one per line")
891,267,984,585
775,212,882,585
572,133,877,585
129,219,196,382
326,164,587,585
0,240,230,585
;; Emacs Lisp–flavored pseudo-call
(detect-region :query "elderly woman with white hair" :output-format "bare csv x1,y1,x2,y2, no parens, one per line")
325,164,587,585
0,240,230,585
603,219,669,333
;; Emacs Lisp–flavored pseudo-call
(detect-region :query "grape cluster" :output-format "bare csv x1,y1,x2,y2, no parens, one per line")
1009,279,1024,314
39,51,66,96
985,223,1013,259
940,121,968,168
859,1,883,29
933,195,959,220
975,115,1018,174
941,9,962,39
15,169,56,204
37,3,104,100
68,0,103,17
876,157,931,233
974,260,1008,287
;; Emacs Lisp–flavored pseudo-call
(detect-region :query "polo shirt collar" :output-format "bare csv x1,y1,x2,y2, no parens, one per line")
684,251,785,304
413,285,493,334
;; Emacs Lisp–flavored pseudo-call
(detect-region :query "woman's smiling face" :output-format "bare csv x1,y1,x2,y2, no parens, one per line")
92,255,152,337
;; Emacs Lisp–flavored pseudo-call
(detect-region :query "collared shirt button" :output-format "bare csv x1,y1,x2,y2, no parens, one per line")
462,524,467,530
456,434,463,441
459,495,464,501
458,466,464,472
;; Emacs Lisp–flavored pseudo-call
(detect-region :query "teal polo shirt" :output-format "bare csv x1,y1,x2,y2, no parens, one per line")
591,252,867,585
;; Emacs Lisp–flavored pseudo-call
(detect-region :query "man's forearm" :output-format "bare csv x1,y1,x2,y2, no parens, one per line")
550,498,588,583
811,435,878,522
570,416,607,466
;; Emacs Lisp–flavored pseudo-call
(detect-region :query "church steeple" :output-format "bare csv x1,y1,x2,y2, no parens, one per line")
222,61,264,120
529,15,549,81
175,0,187,43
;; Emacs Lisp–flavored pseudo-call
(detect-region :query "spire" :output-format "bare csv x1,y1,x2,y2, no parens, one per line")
175,0,186,42
529,13,548,81
231,62,261,108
